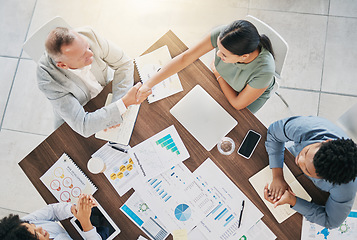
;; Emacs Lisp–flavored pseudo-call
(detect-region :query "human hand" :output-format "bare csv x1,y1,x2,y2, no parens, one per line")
264,184,296,208
136,82,152,103
72,194,96,232
268,177,291,201
122,82,147,107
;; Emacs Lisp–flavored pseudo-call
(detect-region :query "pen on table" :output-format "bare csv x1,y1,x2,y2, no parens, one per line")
111,145,128,153
238,200,245,228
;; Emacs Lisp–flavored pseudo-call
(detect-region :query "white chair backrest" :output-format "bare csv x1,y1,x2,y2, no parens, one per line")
337,103,357,142
245,15,288,79
23,16,71,63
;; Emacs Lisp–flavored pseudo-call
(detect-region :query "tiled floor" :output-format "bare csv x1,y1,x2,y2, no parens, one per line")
1,0,357,220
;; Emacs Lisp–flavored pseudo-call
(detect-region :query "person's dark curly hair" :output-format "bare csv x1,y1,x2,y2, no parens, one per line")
0,214,38,240
314,138,357,185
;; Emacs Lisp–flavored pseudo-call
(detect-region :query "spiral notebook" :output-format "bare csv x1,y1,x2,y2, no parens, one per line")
135,45,183,103
40,153,97,204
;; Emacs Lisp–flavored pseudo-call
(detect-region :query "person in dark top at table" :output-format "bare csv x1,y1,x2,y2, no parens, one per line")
263,116,357,228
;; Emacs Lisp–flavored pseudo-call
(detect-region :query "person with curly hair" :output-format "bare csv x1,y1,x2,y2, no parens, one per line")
0,194,101,240
263,116,357,229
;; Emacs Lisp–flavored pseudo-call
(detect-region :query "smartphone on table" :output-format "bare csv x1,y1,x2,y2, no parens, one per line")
237,130,261,159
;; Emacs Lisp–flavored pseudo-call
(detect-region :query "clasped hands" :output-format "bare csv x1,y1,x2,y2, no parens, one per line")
122,82,152,107
71,194,97,232
264,177,297,208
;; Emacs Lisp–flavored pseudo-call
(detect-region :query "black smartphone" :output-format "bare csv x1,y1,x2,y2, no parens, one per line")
237,130,261,159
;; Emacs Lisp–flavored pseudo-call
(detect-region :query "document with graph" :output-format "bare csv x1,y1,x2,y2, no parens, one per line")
132,162,218,232
120,192,169,240
301,211,357,240
40,153,97,204
249,164,312,223
128,125,190,179
135,45,183,103
194,158,263,240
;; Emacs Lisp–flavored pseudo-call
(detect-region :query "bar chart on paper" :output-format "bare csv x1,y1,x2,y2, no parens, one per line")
128,125,190,178
148,178,172,202
156,134,180,155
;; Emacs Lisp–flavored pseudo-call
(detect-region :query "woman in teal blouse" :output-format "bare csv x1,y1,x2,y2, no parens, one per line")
137,20,276,113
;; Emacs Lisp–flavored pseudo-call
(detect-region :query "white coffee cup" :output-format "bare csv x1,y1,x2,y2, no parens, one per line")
87,157,106,174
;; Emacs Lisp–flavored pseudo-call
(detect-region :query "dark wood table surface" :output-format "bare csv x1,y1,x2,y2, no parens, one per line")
19,30,327,240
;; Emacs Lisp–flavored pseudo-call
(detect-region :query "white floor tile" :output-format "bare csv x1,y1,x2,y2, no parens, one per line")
0,130,47,214
0,0,36,57
0,208,29,219
255,88,319,127
322,17,357,95
0,57,18,121
29,0,248,59
318,93,357,124
330,0,357,17
248,10,327,91
2,59,54,135
249,0,329,15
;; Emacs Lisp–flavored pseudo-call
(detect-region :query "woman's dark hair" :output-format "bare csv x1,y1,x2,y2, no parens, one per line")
0,215,38,240
219,20,274,58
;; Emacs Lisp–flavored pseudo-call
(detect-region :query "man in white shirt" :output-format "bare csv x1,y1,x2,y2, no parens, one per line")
0,194,101,240
37,27,151,137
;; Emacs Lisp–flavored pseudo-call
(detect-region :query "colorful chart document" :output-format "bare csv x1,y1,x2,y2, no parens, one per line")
40,153,97,204
132,162,217,232
249,164,311,223
120,192,169,240
135,45,183,103
128,125,190,179
301,211,357,240
194,158,263,240
92,143,139,196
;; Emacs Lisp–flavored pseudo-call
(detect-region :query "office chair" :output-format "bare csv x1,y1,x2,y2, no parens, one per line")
23,16,71,63
245,15,289,107
337,103,357,142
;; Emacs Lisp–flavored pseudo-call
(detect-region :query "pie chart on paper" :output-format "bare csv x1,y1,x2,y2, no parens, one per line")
174,204,191,221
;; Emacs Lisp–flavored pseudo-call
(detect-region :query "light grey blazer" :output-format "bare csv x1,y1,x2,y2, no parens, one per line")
37,27,134,137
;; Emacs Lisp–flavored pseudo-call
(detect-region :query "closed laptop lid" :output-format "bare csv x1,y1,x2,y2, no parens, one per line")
170,85,237,151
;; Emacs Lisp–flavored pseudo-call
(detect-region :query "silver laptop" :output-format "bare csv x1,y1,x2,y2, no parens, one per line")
170,85,237,151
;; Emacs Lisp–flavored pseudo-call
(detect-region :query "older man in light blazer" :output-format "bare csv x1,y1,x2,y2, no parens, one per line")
37,27,149,137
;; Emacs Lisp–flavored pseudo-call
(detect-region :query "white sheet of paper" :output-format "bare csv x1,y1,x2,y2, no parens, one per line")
135,45,183,103
120,192,169,240
92,143,139,196
132,162,217,232
193,158,263,240
239,220,276,240
301,211,357,240
95,93,140,145
249,164,311,223
128,125,190,179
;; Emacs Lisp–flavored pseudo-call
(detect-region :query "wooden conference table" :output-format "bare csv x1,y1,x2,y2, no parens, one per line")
19,31,327,240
